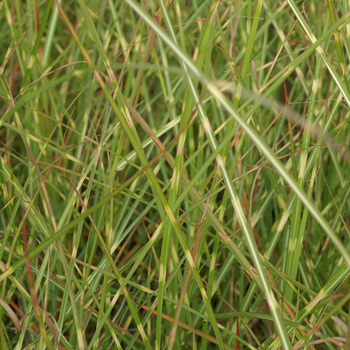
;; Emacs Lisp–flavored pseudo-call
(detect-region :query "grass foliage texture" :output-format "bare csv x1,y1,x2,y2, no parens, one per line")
0,0,350,349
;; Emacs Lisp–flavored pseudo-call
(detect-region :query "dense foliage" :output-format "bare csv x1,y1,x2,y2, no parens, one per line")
0,0,349,349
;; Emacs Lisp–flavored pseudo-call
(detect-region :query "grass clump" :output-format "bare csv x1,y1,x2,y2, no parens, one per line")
0,0,349,349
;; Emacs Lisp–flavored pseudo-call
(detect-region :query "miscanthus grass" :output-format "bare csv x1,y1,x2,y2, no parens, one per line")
0,0,349,349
